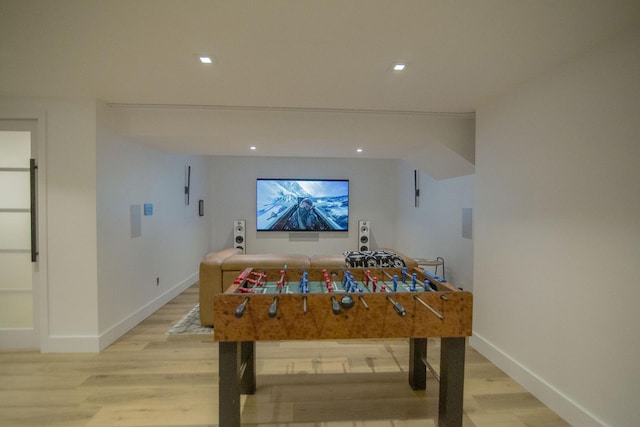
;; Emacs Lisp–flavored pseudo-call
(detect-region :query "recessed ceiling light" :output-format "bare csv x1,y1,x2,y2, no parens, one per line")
250,146,257,150
356,148,363,153
199,56,213,64
393,63,406,71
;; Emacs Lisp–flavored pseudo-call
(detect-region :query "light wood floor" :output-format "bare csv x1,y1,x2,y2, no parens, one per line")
0,284,570,427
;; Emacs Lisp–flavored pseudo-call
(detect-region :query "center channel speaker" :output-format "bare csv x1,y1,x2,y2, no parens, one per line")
358,220,370,251
233,220,246,254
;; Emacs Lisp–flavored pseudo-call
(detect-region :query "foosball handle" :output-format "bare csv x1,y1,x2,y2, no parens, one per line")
268,296,279,318
330,296,342,315
235,297,250,318
340,294,355,309
386,295,407,317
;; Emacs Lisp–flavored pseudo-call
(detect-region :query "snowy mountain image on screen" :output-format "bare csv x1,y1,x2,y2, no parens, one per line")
256,179,348,231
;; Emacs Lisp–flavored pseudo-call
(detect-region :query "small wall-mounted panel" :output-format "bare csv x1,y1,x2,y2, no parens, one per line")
130,204,142,238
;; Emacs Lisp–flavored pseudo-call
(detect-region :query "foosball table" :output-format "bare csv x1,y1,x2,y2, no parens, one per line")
213,265,473,427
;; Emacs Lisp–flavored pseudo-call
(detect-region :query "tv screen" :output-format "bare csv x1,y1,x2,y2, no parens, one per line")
257,179,349,231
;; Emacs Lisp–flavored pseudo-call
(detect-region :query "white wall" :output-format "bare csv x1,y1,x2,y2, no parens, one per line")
207,156,403,255
0,96,99,352
473,29,640,427
395,166,474,291
206,155,474,292
1,97,212,352
97,106,210,348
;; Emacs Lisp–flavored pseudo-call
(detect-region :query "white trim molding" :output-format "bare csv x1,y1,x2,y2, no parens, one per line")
470,333,609,427
41,272,198,353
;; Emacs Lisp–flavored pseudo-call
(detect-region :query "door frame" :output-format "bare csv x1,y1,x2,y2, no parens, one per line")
0,110,48,350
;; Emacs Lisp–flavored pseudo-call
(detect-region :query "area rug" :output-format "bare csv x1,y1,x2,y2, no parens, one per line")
166,304,213,335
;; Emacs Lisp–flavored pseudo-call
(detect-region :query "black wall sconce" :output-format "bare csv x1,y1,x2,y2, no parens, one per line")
185,165,191,206
198,199,204,216
414,169,420,207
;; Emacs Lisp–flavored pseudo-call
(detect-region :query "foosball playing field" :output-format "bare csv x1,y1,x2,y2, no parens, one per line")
213,266,473,427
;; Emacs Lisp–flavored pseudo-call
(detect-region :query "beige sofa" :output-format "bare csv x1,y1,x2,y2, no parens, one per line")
199,248,417,326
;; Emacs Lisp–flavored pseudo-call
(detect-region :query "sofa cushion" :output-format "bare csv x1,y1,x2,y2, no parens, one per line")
310,254,347,268
221,253,310,271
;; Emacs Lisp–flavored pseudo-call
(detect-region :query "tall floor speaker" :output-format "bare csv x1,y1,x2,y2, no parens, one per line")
233,220,246,254
358,220,370,251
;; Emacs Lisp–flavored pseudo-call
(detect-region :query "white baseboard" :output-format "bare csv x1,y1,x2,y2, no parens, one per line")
98,272,199,351
470,333,607,427
41,272,198,353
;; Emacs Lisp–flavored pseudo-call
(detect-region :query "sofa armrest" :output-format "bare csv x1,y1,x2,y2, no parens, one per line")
199,248,242,326
379,247,419,268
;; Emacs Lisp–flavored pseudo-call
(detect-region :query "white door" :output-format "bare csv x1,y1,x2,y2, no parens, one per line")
0,120,40,349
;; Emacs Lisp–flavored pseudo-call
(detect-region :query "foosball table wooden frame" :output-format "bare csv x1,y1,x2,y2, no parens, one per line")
213,266,473,427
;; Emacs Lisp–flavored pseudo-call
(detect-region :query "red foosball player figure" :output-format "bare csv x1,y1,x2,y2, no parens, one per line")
233,269,251,285
325,277,333,292
246,278,263,287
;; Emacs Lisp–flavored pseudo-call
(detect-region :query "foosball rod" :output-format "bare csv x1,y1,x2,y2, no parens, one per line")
358,295,369,309
421,355,440,382
413,295,444,320
381,267,409,282
243,270,268,291
380,270,410,292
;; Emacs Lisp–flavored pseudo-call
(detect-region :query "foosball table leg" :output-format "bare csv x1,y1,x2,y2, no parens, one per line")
219,341,241,427
409,338,427,390
219,341,257,427
438,337,466,427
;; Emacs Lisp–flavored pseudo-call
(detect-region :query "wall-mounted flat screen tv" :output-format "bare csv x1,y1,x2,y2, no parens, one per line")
256,179,349,231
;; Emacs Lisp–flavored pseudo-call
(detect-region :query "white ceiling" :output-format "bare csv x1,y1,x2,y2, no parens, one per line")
2,0,640,175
